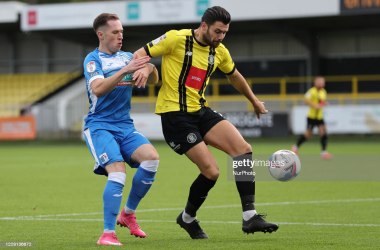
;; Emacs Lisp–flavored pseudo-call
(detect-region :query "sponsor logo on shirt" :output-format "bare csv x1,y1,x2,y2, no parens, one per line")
191,76,201,82
109,73,133,86
153,34,167,45
89,72,100,77
118,81,132,86
185,66,207,90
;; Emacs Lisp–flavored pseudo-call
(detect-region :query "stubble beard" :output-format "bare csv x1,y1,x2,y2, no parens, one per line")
202,30,220,48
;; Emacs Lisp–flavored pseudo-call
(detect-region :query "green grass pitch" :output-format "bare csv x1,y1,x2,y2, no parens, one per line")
0,136,379,249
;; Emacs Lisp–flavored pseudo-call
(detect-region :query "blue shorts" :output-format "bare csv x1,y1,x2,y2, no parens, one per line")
83,123,151,176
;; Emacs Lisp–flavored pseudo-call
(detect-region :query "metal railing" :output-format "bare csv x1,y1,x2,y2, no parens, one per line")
132,75,380,109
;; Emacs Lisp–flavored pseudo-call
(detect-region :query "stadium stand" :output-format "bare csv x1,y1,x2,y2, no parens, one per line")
0,71,81,117
1,0,380,138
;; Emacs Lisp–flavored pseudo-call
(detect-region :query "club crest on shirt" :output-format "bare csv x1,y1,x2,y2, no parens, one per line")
208,55,215,65
86,61,96,73
153,34,167,45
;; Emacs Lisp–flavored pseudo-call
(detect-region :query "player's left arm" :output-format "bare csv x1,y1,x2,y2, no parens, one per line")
226,69,268,119
146,63,159,84
133,31,176,88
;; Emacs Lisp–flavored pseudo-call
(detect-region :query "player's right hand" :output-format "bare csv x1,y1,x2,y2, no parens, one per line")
253,101,268,120
125,54,151,74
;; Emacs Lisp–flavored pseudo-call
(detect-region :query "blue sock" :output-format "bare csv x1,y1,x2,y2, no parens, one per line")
103,180,124,230
126,166,156,210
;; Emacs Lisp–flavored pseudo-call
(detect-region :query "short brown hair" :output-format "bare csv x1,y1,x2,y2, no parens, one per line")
201,6,231,26
93,13,119,32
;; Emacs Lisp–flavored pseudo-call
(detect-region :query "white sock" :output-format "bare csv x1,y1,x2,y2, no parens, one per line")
182,210,196,223
243,210,257,221
124,206,135,214
104,229,115,233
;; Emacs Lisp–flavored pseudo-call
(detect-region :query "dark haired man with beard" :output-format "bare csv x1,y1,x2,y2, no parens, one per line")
134,6,279,239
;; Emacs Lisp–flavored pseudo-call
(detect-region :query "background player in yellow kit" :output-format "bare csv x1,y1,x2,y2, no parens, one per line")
292,76,332,159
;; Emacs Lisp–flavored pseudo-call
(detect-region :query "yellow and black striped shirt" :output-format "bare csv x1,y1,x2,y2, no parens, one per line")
305,87,327,120
144,29,235,114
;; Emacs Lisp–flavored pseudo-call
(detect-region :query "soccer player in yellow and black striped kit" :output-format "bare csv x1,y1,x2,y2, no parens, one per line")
292,76,332,159
134,6,278,239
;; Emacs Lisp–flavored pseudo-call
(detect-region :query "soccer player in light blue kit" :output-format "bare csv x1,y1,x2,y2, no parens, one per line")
83,13,159,246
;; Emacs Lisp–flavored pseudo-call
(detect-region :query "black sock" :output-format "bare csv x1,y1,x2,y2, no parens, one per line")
185,174,216,217
321,135,328,151
297,135,307,147
234,153,255,211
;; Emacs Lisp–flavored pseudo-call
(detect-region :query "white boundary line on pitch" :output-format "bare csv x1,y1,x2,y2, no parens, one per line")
0,217,378,227
1,198,379,221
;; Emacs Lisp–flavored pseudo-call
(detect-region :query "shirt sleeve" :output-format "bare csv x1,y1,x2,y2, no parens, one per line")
83,54,104,86
218,47,236,75
304,89,312,100
144,30,177,58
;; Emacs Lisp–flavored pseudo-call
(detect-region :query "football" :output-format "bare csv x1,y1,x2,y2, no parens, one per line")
268,150,301,181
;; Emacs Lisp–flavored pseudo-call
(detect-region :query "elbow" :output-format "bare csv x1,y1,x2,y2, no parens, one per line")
92,87,105,98
152,74,159,84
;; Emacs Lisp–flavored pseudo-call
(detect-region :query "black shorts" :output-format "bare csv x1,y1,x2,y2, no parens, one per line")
307,118,325,130
161,107,225,155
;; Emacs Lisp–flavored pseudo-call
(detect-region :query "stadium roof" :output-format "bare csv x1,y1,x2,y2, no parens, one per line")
2,0,380,45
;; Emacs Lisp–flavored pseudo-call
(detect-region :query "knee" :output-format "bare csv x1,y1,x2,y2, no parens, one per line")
105,161,126,174
320,129,327,136
305,132,312,139
203,166,219,181
244,143,252,153
148,152,159,161
144,150,159,161
207,170,219,181
236,142,252,155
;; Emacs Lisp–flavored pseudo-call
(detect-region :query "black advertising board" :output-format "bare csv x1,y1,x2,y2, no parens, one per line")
223,112,289,137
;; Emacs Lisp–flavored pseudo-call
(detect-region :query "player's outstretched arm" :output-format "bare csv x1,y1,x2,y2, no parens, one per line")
304,100,320,109
146,63,159,84
226,69,268,119
134,47,148,58
91,54,150,97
